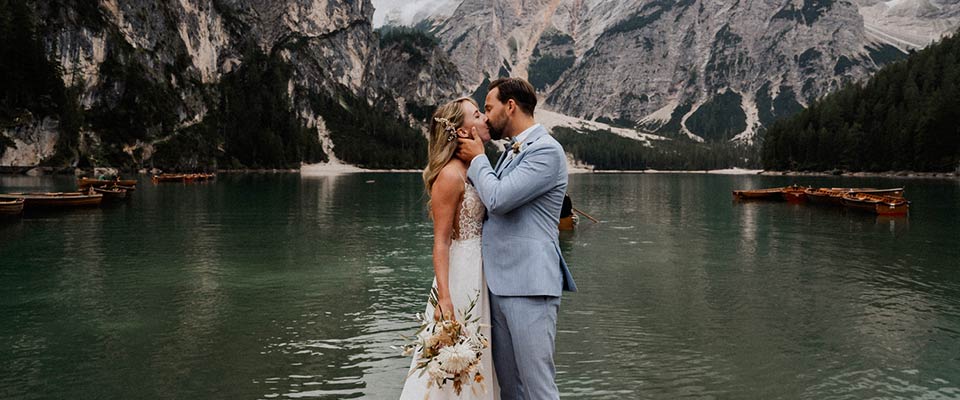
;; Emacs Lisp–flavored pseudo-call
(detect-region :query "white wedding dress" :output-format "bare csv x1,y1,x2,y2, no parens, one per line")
400,181,500,400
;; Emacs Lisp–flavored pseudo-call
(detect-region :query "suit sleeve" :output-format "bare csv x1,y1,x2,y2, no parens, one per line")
467,143,562,215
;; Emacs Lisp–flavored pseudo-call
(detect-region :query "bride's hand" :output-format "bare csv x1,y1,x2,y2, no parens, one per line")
434,296,455,321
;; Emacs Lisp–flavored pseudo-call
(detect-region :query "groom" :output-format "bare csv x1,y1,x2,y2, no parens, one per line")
456,77,577,400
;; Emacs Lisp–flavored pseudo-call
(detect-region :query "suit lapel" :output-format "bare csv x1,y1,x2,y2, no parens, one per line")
493,144,511,176
499,126,549,177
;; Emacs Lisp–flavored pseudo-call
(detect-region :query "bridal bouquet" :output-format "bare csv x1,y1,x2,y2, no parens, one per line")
399,288,489,395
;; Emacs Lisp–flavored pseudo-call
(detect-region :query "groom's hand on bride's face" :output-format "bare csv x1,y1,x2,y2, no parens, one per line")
455,127,483,162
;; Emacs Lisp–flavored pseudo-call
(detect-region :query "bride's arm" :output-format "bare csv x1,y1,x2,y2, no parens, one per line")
429,166,464,320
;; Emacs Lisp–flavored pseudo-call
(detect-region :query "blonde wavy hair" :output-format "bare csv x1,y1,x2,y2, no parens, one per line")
423,97,478,203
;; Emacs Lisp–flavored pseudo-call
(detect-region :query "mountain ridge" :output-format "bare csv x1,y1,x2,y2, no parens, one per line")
381,0,960,144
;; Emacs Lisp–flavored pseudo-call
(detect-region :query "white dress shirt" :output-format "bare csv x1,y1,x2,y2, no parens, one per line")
503,123,541,164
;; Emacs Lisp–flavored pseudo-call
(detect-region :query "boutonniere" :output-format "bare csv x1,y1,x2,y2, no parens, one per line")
511,141,522,154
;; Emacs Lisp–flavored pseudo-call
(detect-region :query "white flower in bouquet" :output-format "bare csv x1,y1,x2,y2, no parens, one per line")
427,359,446,381
438,342,477,373
464,324,485,347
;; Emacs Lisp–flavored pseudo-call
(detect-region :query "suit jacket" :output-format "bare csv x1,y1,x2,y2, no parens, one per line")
467,124,577,297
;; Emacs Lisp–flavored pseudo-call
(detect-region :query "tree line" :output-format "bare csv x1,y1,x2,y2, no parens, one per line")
554,127,759,170
762,31,960,172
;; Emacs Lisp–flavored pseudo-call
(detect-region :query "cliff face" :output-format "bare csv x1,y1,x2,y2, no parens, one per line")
378,28,465,125
388,0,959,144
547,0,877,143
0,0,461,170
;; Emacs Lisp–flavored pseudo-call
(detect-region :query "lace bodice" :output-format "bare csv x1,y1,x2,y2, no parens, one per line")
453,181,485,240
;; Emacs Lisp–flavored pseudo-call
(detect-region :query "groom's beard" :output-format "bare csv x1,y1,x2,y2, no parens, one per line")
488,122,504,140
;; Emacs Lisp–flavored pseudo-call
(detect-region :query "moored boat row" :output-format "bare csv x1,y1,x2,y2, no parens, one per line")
733,185,910,215
2,171,215,218
1,170,214,219
2,172,214,218
0,176,141,218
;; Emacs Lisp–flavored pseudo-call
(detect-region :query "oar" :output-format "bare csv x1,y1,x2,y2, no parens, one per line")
572,207,599,223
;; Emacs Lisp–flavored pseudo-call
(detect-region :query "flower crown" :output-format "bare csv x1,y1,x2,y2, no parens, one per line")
434,117,458,142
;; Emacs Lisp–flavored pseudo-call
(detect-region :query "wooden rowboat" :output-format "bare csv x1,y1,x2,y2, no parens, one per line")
152,173,186,183
113,184,136,192
841,192,909,215
781,186,809,203
78,177,137,189
804,188,845,205
829,187,904,197
733,187,790,200
0,192,103,209
0,198,24,215
559,215,578,231
93,187,127,201
187,173,216,181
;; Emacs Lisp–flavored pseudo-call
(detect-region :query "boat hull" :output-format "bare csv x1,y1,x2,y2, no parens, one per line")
841,193,909,215
0,198,24,215
804,189,844,205
78,178,137,188
93,188,127,201
733,188,786,200
559,215,577,231
0,193,103,209
782,189,807,203
829,187,904,198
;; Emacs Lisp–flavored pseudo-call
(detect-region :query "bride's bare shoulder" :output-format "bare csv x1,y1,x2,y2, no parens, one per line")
433,160,468,192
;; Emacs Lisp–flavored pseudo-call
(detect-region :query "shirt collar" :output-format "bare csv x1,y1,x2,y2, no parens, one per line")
510,123,541,144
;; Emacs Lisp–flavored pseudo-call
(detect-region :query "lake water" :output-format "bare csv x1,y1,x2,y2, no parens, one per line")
1,172,958,399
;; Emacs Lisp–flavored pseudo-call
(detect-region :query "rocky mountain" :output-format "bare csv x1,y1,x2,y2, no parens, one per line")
0,0,461,170
3,0,956,171
379,0,960,144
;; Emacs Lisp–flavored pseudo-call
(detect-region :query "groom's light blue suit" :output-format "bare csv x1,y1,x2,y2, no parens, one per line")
467,124,576,400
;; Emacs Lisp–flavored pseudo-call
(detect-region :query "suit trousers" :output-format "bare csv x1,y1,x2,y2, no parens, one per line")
489,292,561,400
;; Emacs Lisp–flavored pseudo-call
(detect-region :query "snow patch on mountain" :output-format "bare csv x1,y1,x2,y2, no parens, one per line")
856,0,960,50
537,108,668,147
734,94,760,145
639,100,678,130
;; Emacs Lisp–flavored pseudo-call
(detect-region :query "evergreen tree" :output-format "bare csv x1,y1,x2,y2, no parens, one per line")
762,30,960,172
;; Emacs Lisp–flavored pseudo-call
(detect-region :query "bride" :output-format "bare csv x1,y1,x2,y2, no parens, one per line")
400,97,500,399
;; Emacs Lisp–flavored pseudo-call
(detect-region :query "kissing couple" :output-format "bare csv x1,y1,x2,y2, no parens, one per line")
400,77,577,400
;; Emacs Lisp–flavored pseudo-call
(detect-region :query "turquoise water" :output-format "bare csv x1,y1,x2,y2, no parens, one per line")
1,173,958,399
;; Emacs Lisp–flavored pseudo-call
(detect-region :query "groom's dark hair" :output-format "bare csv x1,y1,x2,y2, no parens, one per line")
489,77,537,116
